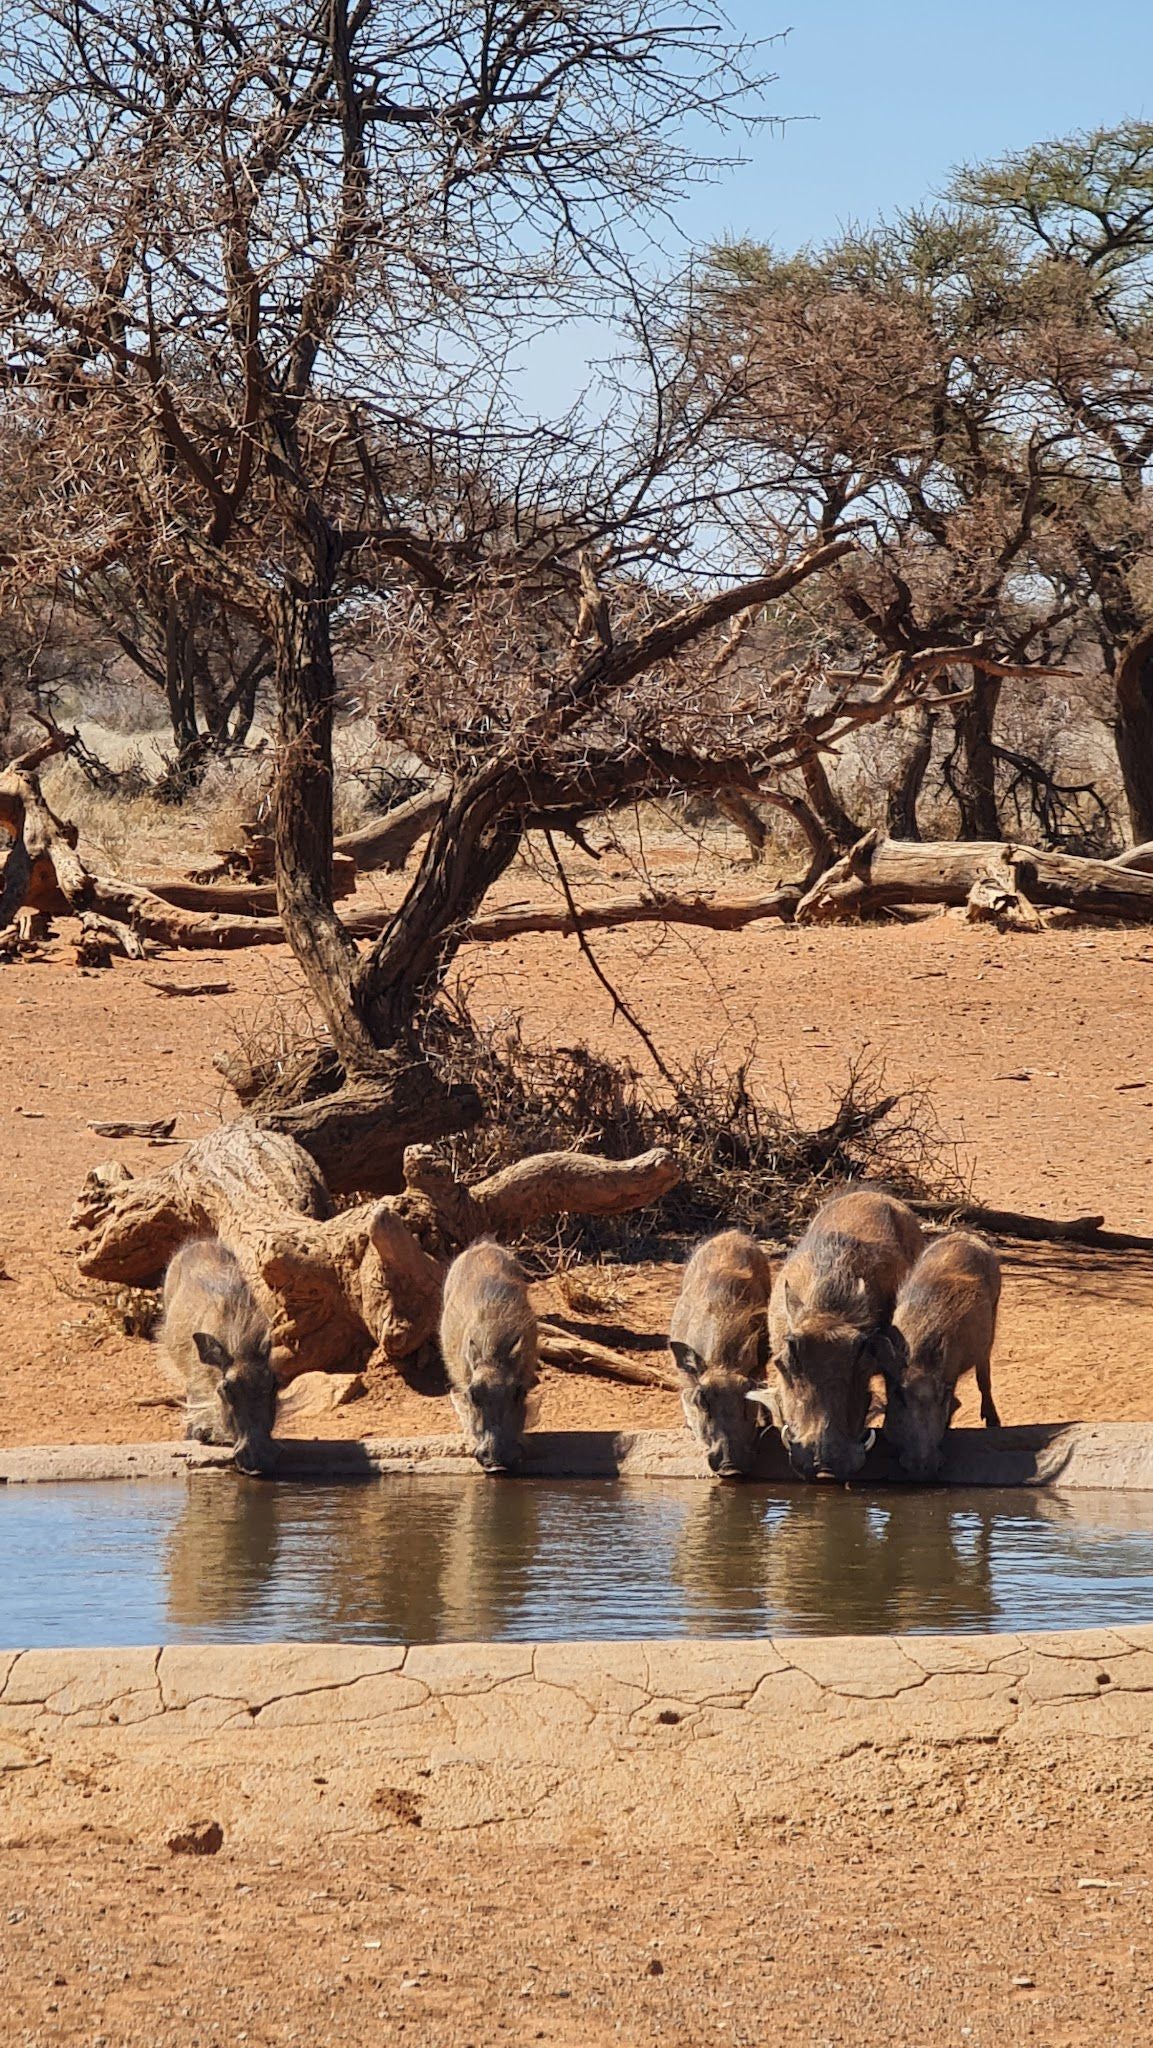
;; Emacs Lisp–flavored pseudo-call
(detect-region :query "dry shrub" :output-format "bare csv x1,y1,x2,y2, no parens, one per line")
432,1007,968,1259
554,1259,628,1319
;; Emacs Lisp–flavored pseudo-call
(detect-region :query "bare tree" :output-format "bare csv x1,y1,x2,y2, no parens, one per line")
687,213,1087,840
952,122,1153,840
1,1,880,1184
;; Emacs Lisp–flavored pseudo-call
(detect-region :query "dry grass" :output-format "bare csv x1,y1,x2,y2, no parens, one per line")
35,719,427,876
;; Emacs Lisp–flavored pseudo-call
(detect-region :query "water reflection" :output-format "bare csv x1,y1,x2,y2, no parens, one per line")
671,1486,998,1635
166,1475,285,1632
165,1475,557,1642
104,1473,1153,1644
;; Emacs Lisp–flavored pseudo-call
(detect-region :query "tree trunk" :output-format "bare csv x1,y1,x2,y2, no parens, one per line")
272,571,371,1064
352,758,527,1046
796,740,862,848
1115,623,1153,844
949,673,1002,839
887,705,935,841
163,593,201,761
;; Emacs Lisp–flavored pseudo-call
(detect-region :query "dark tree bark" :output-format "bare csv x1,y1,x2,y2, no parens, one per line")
272,563,371,1070
887,705,935,840
1114,622,1153,845
796,738,863,848
948,672,1002,839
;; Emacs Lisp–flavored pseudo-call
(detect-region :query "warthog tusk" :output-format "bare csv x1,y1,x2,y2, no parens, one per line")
861,1428,876,1454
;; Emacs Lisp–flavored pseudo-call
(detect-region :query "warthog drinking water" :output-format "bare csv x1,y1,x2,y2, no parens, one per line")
440,1240,539,1473
749,1188,924,1482
883,1232,1002,1481
158,1239,278,1476
669,1229,772,1477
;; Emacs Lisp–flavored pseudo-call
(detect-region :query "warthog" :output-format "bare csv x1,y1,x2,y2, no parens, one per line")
669,1230,772,1477
749,1188,924,1482
882,1232,1002,1481
159,1239,278,1476
440,1240,539,1473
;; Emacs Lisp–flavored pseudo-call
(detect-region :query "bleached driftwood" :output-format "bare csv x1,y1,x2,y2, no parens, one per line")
70,1125,681,1380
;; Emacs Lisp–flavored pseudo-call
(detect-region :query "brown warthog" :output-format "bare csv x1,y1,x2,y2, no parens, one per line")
883,1232,1002,1481
749,1188,924,1482
440,1240,539,1473
159,1239,278,1476
669,1230,772,1477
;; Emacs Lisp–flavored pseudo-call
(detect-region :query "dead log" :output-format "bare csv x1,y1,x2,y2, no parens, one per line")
964,869,1044,933
70,1125,683,1379
795,829,1153,924
537,1320,676,1389
911,1199,1153,1253
465,884,801,943
4,740,800,959
0,750,305,951
75,911,148,965
145,977,235,998
1110,841,1153,874
139,855,356,914
251,1066,484,1198
88,1117,178,1141
334,783,450,873
470,1148,681,1233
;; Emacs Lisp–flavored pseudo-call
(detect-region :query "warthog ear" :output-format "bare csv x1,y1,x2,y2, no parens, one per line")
745,1387,776,1413
783,1279,802,1323
669,1340,702,1379
192,1331,230,1375
864,1324,905,1383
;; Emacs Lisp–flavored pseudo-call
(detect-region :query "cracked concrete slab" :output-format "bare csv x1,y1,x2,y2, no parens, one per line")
1,1628,1152,1844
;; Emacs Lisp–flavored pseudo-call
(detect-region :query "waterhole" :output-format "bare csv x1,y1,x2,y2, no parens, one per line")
5,1477,1153,1645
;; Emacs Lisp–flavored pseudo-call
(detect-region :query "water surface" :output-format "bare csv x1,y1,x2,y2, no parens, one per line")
4,1476,1153,1646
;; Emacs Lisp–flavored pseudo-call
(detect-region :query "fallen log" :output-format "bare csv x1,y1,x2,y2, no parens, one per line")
145,978,235,998
70,1125,683,1379
0,746,308,950
335,783,449,872
912,1198,1153,1253
88,1117,178,1141
140,853,356,914
465,884,801,943
795,829,1153,924
537,1320,676,1389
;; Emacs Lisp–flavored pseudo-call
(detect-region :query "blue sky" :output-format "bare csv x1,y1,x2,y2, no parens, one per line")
684,1,1153,253
515,0,1153,413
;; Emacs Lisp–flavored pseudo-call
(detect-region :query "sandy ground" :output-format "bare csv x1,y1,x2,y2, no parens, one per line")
5,832,1153,2041
6,1812,1153,2047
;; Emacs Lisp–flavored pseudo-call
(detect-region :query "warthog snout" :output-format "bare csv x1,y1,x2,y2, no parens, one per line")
777,1421,874,1484
232,1432,278,1479
705,1443,746,1479
474,1423,525,1475
451,1373,532,1477
882,1380,956,1483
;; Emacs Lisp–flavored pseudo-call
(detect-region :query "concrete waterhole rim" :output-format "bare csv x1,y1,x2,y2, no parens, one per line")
2,1419,1153,1487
